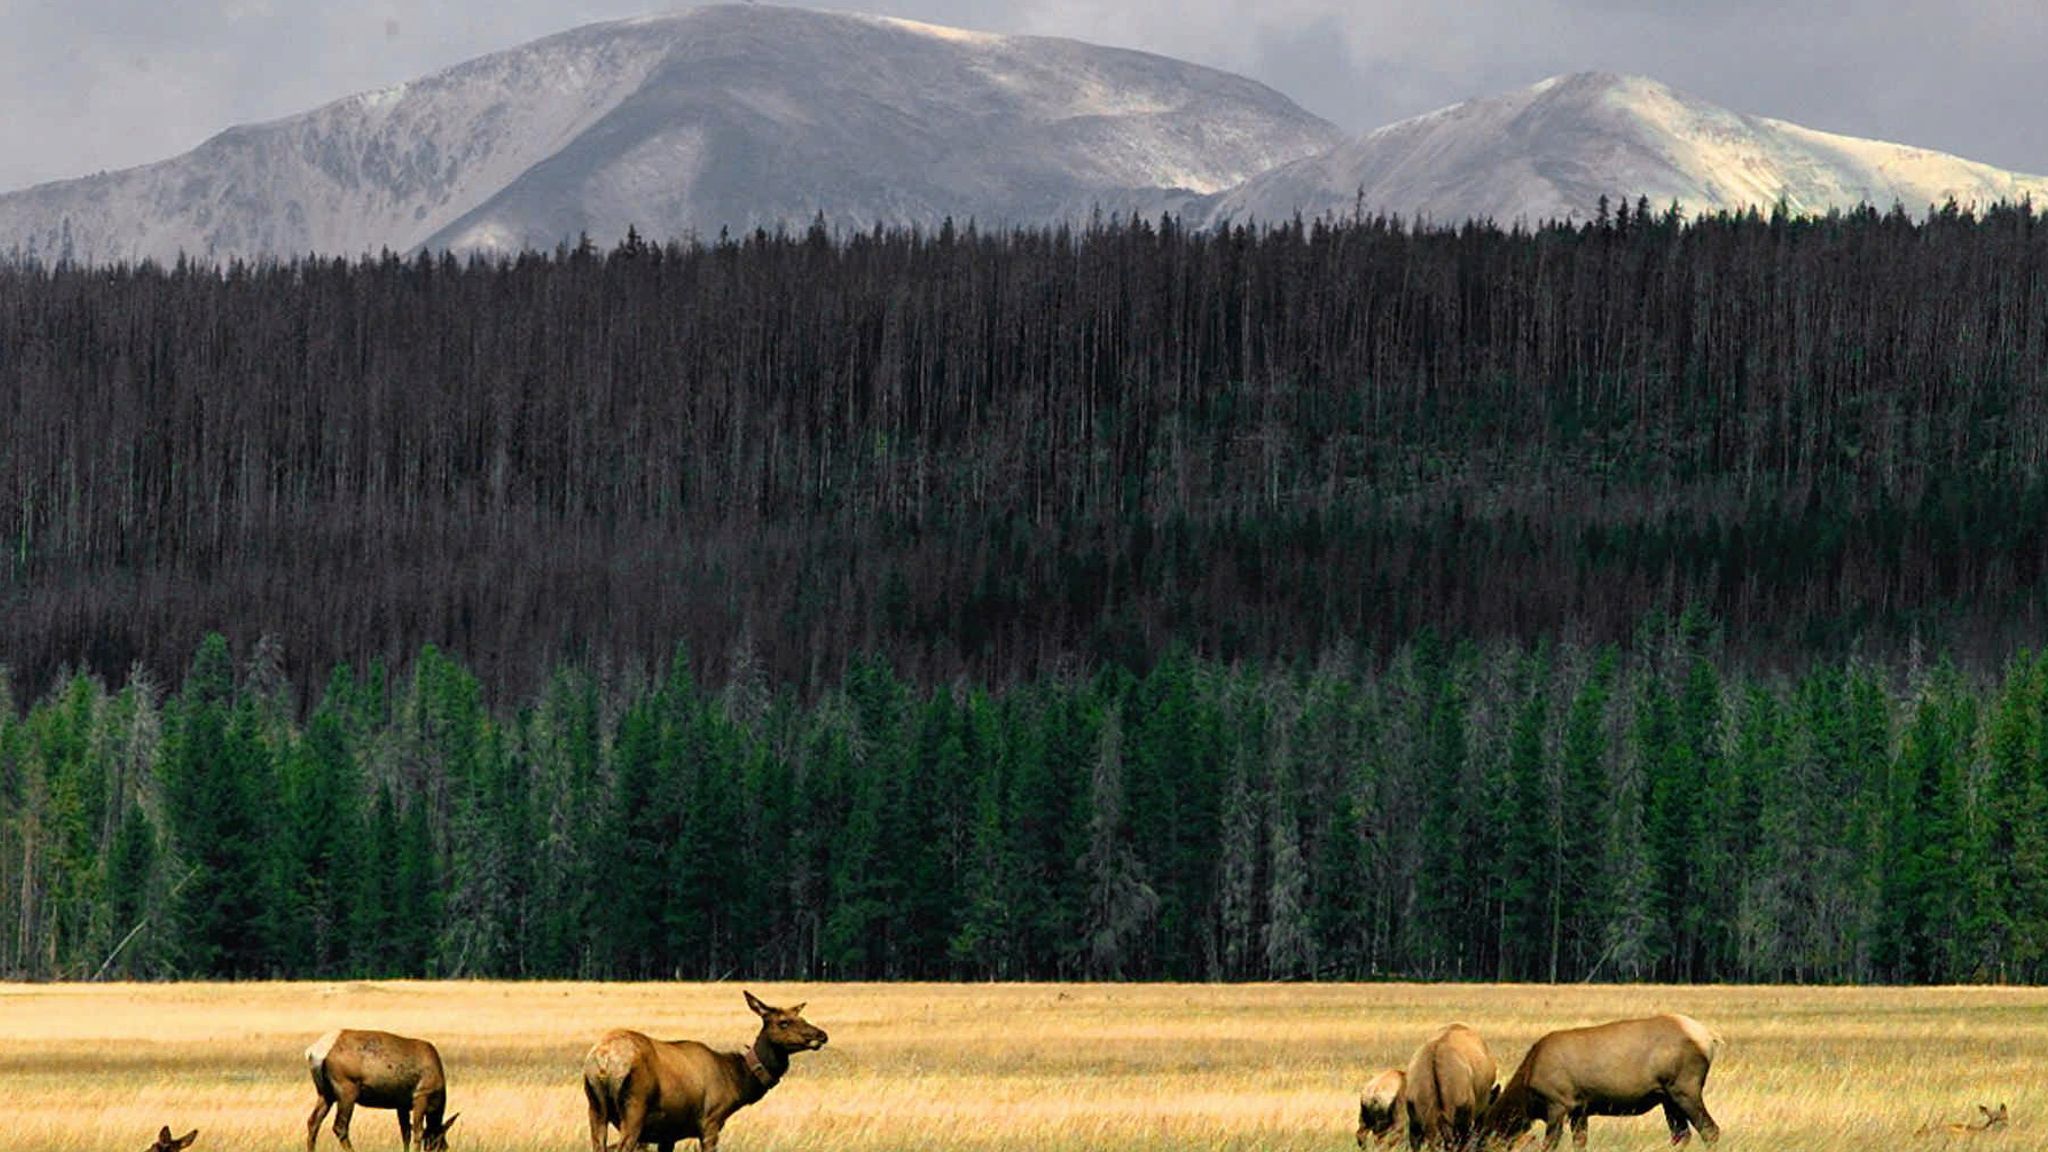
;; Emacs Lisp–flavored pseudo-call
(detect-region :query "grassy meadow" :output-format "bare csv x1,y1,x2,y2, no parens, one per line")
0,981,2036,1151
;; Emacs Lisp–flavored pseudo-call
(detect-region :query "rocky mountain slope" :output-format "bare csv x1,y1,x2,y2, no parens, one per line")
0,4,1342,263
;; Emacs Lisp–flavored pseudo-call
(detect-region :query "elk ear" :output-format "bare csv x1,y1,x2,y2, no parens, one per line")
439,1114,460,1134
744,990,771,1016
159,1128,175,1144
787,1002,806,1015
175,1131,200,1150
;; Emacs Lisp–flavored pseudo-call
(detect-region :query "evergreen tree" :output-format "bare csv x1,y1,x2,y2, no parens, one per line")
160,635,275,977
1076,705,1158,978
272,689,363,976
1263,718,1312,980
1497,647,1553,981
1978,653,2048,979
1215,743,1260,979
351,783,402,975
100,804,159,978
520,667,605,977
607,676,680,976
1878,662,1977,981
1555,647,1618,980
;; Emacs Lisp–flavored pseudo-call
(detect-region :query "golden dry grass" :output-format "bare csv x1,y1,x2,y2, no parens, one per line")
0,981,2037,1151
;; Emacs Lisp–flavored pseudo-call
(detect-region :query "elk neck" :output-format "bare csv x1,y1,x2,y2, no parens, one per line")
740,1030,790,1093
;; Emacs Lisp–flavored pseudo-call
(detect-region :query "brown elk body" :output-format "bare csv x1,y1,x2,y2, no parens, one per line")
306,1029,459,1152
148,1127,199,1152
1479,1014,1720,1150
582,992,827,1152
1401,1023,1499,1151
1357,1067,1408,1146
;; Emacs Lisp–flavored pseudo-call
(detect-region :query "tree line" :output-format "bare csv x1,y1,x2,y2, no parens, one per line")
3,619,2043,985
3,202,2047,703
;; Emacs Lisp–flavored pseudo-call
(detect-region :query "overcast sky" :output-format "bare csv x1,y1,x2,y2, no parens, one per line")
3,0,2044,194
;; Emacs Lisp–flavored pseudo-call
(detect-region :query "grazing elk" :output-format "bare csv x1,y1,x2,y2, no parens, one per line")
1357,1067,1407,1146
306,1028,460,1152
1401,1023,1499,1151
148,1127,199,1152
583,991,827,1152
1479,1014,1720,1150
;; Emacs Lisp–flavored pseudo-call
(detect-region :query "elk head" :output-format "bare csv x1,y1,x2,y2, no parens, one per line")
149,1127,198,1152
1356,1068,1404,1147
745,991,828,1051
422,1112,460,1152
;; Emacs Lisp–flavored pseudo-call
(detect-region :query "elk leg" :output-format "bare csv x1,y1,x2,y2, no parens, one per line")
1662,1100,1691,1145
307,1098,334,1152
614,1097,648,1152
1672,1092,1720,1145
1567,1108,1589,1151
699,1116,725,1152
585,1085,610,1152
398,1106,413,1151
332,1095,359,1152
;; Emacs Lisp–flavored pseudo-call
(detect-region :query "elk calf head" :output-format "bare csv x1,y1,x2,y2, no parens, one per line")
1947,1103,2008,1133
149,1127,198,1152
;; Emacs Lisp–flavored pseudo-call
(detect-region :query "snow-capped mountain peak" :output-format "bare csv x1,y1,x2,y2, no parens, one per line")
1208,71,2048,227
0,3,1343,264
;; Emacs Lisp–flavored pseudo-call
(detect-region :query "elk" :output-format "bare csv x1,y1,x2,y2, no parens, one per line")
583,991,827,1152
1357,1067,1407,1146
1958,1103,2009,1132
148,1127,199,1152
1918,1103,2009,1136
1479,1014,1720,1150
1401,1023,1499,1151
306,1028,460,1152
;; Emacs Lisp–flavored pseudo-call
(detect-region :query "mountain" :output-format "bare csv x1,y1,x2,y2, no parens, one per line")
0,4,1342,264
1205,71,2048,228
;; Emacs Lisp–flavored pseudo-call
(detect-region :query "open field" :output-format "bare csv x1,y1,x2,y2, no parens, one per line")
0,981,2037,1151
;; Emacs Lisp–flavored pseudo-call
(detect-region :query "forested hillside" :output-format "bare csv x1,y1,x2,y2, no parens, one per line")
5,204,2048,983
2,623,2043,984
4,203,2047,702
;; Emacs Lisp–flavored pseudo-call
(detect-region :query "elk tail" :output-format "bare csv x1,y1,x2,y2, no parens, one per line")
582,1040,633,1127
1675,1014,1723,1065
306,1030,342,1102
1430,1044,1455,1147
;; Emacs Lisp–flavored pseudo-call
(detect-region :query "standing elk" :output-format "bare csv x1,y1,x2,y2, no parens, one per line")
583,991,827,1152
1401,1023,1499,1151
1358,1025,1499,1150
148,1127,199,1152
1478,1013,1720,1150
306,1028,460,1152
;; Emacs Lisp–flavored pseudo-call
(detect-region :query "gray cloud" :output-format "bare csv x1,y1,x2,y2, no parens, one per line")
3,0,2045,193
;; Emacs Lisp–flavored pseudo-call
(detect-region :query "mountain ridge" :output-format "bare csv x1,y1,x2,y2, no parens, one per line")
0,4,1342,264
1202,71,2048,227
8,23,2048,263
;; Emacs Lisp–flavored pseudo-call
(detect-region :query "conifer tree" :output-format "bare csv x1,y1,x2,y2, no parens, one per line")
161,635,275,977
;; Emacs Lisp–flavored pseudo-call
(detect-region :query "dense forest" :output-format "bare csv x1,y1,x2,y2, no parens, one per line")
2,621,2043,985
3,202,2047,702
5,203,2048,984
